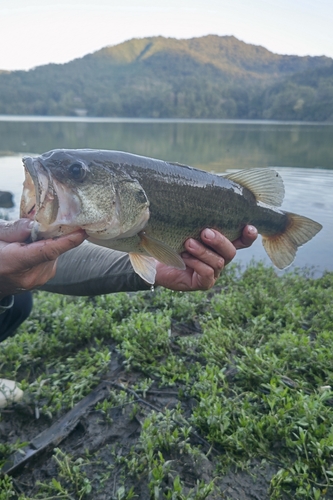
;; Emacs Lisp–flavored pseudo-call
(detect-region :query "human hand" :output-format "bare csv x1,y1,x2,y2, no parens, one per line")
0,219,86,300
154,225,258,291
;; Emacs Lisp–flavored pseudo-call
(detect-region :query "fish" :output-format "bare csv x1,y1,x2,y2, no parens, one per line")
20,149,322,284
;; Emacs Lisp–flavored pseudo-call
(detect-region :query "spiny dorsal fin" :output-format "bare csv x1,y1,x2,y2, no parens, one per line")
224,168,285,207
129,253,157,284
139,231,186,270
262,212,322,269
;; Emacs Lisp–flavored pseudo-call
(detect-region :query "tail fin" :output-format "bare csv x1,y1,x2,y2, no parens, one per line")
262,213,322,269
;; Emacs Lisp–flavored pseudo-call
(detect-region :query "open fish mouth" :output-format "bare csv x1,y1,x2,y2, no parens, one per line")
21,157,48,215
20,156,80,240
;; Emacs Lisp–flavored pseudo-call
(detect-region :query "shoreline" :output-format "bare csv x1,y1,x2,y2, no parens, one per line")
0,115,332,126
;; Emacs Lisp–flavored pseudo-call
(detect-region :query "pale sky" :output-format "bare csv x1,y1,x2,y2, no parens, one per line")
1,0,333,71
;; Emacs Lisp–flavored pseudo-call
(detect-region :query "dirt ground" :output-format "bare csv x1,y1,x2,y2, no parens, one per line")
0,343,282,500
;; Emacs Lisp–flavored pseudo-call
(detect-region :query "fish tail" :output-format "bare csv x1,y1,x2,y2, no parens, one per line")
262,213,322,269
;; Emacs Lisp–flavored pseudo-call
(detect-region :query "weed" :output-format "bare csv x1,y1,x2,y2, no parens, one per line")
1,264,333,498
36,448,92,500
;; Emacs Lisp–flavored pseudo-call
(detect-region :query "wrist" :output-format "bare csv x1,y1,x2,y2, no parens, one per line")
0,295,14,314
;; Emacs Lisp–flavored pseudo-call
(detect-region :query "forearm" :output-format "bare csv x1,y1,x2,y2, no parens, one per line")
40,241,150,296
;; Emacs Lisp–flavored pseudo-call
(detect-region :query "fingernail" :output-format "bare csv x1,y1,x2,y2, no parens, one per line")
28,220,35,229
203,228,215,240
188,239,200,251
247,225,257,234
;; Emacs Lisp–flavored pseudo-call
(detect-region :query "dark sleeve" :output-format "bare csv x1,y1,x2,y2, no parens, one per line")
40,242,150,296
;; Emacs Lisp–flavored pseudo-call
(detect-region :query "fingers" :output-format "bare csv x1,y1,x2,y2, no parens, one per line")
10,230,87,271
182,253,217,290
232,225,258,250
156,226,259,293
0,230,86,299
184,228,235,280
0,231,86,274
0,218,33,243
183,240,224,279
201,228,238,264
181,226,258,291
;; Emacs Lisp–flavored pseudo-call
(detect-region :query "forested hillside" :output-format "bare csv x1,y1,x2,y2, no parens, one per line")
258,62,333,121
0,35,332,120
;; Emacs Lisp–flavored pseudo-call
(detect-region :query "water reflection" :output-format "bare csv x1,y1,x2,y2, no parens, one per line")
0,119,332,171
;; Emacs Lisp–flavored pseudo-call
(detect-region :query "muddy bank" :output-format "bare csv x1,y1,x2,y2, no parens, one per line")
1,348,278,499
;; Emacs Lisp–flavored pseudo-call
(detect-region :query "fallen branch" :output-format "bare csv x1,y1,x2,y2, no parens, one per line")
1,381,111,476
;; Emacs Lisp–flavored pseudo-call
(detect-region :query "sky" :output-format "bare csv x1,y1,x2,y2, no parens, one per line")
1,0,333,71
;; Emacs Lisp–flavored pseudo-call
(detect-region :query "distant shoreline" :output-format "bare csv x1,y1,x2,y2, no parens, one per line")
0,115,332,126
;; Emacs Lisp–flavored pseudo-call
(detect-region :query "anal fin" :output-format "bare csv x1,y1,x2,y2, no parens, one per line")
129,253,157,284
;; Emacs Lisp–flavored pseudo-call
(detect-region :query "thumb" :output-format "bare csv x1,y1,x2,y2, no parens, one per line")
0,218,33,243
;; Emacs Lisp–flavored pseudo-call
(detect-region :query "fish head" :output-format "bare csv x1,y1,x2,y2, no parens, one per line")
20,149,150,241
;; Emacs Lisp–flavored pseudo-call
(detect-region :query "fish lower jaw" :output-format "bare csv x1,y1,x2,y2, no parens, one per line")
30,220,82,241
30,220,60,241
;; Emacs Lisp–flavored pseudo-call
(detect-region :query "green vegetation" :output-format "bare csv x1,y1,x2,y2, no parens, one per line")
0,35,332,121
1,263,333,499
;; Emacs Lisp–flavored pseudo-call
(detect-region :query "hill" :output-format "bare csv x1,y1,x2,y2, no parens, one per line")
0,35,332,120
93,35,329,77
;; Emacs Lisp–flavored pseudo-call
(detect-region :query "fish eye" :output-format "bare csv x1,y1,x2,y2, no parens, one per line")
68,163,86,181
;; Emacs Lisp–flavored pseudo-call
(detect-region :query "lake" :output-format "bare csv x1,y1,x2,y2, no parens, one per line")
0,117,332,276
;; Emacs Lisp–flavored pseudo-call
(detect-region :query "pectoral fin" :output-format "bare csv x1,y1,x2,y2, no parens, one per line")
139,231,186,270
129,253,157,284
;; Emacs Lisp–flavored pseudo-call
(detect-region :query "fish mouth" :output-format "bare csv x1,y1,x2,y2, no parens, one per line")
20,156,80,240
20,157,54,240
21,157,47,212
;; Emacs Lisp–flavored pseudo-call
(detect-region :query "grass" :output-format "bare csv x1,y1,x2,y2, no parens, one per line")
0,263,333,499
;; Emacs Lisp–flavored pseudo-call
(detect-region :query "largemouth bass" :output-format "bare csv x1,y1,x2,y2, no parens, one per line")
20,149,322,284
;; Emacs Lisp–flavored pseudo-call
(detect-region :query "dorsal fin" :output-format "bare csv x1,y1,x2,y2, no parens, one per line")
224,168,285,207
